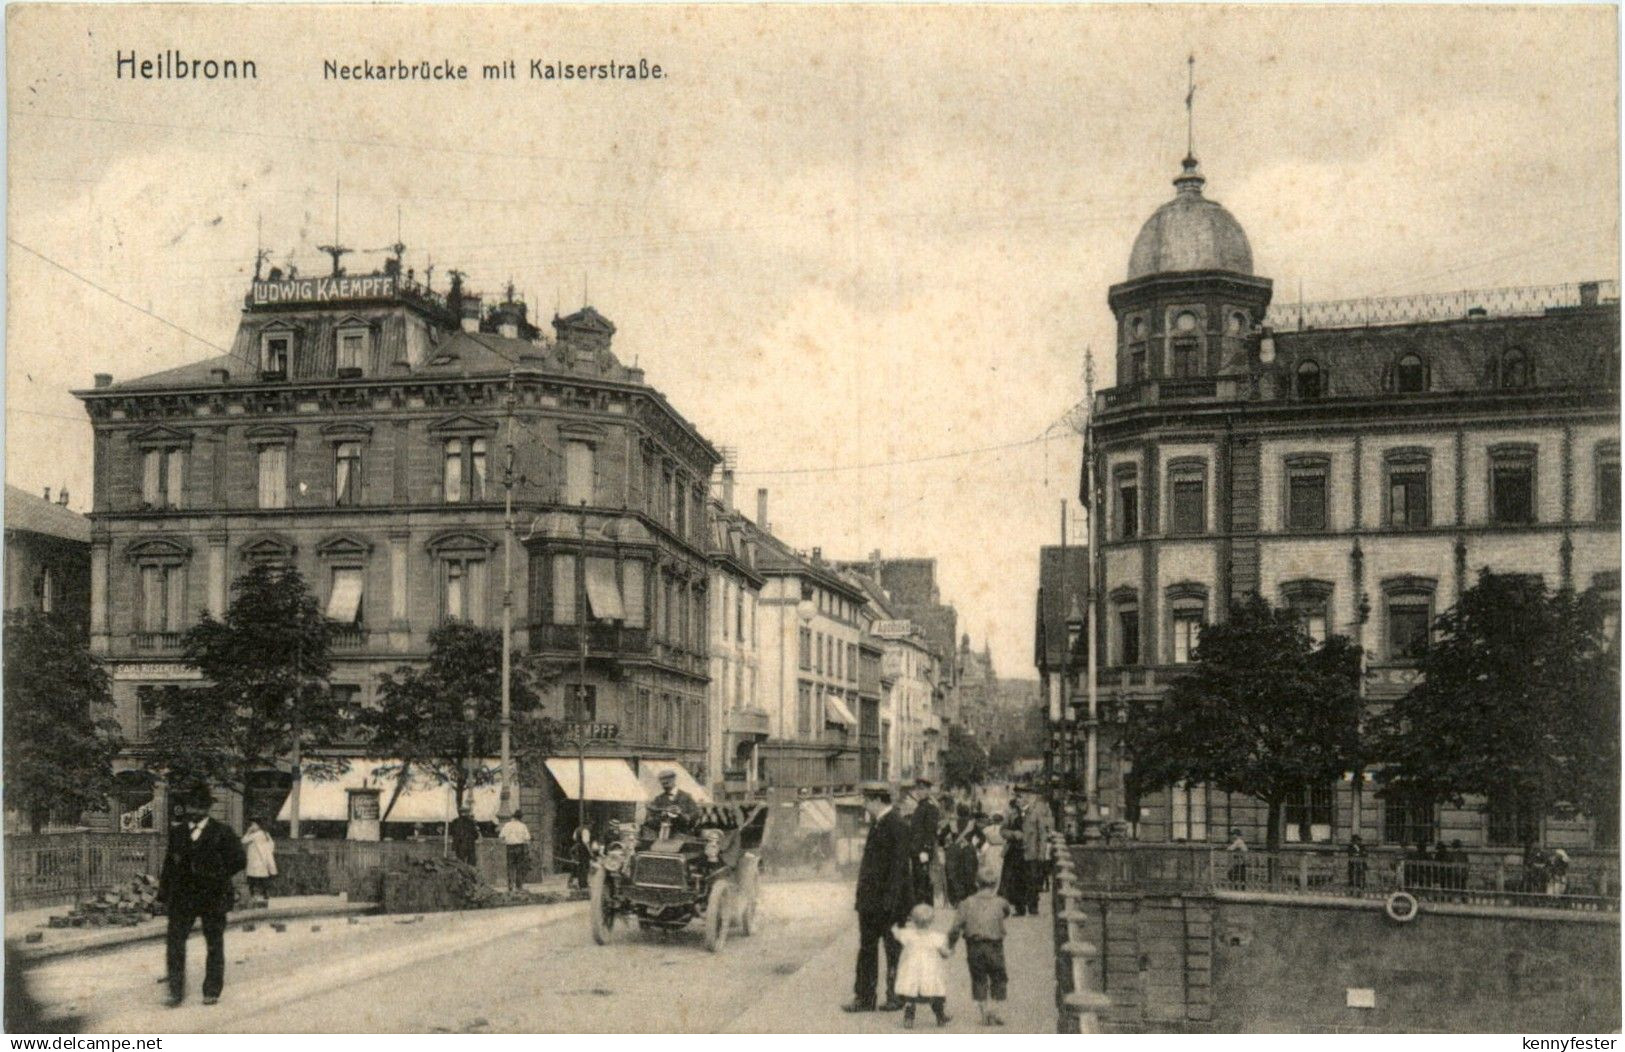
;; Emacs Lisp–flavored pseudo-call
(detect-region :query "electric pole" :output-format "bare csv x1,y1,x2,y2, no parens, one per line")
500,368,515,818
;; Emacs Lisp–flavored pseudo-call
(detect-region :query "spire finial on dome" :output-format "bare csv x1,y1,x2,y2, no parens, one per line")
1175,55,1205,195
1174,154,1206,195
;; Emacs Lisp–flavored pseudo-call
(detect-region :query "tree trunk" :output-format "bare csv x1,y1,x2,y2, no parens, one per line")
30,808,45,835
1265,798,1282,852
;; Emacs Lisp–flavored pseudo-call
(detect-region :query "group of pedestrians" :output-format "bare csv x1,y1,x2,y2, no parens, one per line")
847,779,1053,1027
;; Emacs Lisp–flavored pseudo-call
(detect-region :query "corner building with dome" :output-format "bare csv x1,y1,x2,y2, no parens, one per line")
1086,154,1620,852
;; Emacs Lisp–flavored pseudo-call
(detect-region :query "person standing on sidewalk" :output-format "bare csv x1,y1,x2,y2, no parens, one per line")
449,804,480,869
240,819,277,905
498,810,532,892
846,784,913,1014
908,779,942,907
160,791,245,1007
1020,790,1053,915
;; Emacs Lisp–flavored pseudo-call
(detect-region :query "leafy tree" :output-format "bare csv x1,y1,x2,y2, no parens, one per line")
146,564,350,805
2,611,123,832
1125,595,1366,850
1374,571,1619,843
361,620,554,815
941,723,989,791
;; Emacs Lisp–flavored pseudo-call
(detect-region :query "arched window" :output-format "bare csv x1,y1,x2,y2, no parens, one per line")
1500,348,1530,388
1296,360,1322,400
1396,354,1427,393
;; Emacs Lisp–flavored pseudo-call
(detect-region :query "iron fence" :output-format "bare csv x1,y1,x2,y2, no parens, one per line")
1264,279,1619,331
5,832,165,912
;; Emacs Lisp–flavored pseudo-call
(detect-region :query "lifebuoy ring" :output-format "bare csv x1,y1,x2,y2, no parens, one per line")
1384,890,1419,923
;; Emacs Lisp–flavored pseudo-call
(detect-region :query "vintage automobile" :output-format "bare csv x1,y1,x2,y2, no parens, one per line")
588,801,767,952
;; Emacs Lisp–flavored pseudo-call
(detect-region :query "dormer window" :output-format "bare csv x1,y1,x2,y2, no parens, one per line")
260,333,291,379
336,319,370,377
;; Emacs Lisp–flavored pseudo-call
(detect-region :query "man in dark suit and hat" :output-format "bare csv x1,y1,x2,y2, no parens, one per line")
908,778,943,906
159,789,246,1007
845,783,913,1013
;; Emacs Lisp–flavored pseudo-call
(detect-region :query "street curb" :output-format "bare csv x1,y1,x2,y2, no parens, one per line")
9,900,378,963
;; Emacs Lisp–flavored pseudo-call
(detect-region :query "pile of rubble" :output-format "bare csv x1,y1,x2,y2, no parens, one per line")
47,874,162,928
379,857,564,914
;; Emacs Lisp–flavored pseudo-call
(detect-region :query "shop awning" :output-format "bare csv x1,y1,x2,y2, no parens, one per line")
824,695,858,727
546,757,646,803
584,558,625,621
637,759,714,804
276,760,502,824
799,798,837,832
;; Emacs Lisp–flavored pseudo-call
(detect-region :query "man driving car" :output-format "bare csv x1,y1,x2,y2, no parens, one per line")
644,768,699,836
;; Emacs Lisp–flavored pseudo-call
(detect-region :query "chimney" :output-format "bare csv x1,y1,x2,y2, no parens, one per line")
722,468,736,511
56,488,69,506
94,373,112,389
209,367,231,384
498,318,519,339
812,547,822,563
460,294,483,334
756,488,769,532
1581,281,1600,307
42,486,50,502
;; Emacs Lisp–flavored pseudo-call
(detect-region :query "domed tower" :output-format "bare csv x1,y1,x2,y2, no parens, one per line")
1108,155,1272,387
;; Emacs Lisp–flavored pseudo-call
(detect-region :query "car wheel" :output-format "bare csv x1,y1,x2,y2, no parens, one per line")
588,865,615,945
705,881,732,953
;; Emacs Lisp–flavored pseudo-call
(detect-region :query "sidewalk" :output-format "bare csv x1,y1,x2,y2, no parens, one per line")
724,898,1058,1034
6,895,376,962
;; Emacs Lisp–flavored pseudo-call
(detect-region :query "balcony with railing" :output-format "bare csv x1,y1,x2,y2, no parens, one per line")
1263,279,1619,332
330,624,368,650
1098,376,1248,413
131,632,184,654
530,623,652,656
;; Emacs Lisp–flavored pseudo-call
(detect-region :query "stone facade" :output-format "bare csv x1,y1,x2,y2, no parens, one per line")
1087,155,1621,850
76,267,720,852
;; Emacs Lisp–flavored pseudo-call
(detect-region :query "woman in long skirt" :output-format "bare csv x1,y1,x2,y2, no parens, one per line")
998,807,1029,914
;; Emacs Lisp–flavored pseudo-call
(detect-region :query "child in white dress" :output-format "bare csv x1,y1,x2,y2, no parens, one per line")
892,903,954,1027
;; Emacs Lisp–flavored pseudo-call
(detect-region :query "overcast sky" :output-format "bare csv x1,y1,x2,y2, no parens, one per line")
6,5,1618,676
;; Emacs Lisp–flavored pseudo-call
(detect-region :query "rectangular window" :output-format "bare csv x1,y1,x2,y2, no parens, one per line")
799,628,811,670
622,561,646,629
565,441,594,506
848,643,858,683
1599,450,1620,523
674,477,688,537
736,587,745,641
1284,783,1334,843
1289,596,1329,645
1487,796,1541,849
257,446,287,509
1389,468,1430,527
262,336,289,376
444,559,487,625
661,694,674,744
1287,470,1327,531
1118,609,1140,666
164,449,185,508
1170,783,1207,842
470,439,488,501
565,685,597,724
1387,596,1431,660
1170,607,1202,664
338,332,365,373
1118,482,1139,540
1382,791,1437,847
140,565,165,631
1170,476,1206,534
1129,349,1146,384
584,557,625,621
326,567,364,624
1490,451,1535,524
1172,338,1200,379
443,439,464,503
797,682,812,736
551,554,576,625
334,442,361,506
142,450,162,506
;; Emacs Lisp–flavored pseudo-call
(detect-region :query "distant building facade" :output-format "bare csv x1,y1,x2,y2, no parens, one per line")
1087,153,1620,850
4,484,91,633
706,472,765,799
